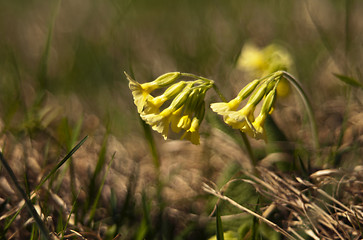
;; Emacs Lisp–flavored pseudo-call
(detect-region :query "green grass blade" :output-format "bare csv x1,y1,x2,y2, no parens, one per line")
88,152,115,224
35,135,88,192
37,0,61,90
333,73,363,89
61,189,81,239
140,117,160,169
88,133,108,209
216,205,224,240
135,191,151,240
3,207,22,234
0,152,50,240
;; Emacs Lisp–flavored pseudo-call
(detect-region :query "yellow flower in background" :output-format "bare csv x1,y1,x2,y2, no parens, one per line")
237,42,292,97
237,42,292,76
237,42,267,76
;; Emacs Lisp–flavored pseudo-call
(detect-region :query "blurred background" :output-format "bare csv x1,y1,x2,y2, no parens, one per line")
1,0,362,139
1,0,363,239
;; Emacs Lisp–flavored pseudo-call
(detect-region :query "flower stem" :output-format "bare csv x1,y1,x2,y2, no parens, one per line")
281,71,320,152
212,83,256,166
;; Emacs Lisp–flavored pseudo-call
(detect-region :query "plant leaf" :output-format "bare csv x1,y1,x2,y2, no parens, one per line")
333,73,363,89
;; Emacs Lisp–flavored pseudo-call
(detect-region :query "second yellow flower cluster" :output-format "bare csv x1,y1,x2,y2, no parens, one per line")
210,71,283,140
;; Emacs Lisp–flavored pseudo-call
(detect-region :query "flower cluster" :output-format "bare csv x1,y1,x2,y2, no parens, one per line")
237,42,293,97
126,72,213,144
237,42,292,77
211,71,283,140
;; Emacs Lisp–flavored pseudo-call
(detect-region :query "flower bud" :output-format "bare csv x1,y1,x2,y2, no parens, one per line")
162,81,187,99
153,72,181,87
169,83,193,110
260,87,277,115
247,82,268,106
237,79,261,100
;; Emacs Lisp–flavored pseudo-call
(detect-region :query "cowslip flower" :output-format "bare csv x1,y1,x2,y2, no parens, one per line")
142,81,187,115
247,84,278,140
211,81,268,133
179,89,207,145
127,71,214,144
125,72,181,113
237,42,292,97
210,79,261,116
181,107,204,145
237,42,292,77
141,83,193,139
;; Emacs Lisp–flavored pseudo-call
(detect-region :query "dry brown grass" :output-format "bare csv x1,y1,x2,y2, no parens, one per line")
204,166,363,240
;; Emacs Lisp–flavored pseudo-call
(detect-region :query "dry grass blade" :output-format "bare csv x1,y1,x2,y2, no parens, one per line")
0,152,50,240
202,183,297,240
241,167,363,240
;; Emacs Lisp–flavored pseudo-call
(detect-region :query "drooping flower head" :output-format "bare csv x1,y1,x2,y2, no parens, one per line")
126,72,213,144
211,72,282,141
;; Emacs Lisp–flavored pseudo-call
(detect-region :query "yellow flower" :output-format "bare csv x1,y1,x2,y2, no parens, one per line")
248,113,267,140
141,108,173,139
143,81,187,115
237,42,292,77
125,72,182,113
181,117,201,145
180,101,205,145
177,115,192,130
141,83,193,139
126,71,214,144
142,96,164,115
236,42,292,97
237,42,267,76
225,103,255,130
170,107,184,133
247,85,277,140
210,97,242,116
125,72,160,113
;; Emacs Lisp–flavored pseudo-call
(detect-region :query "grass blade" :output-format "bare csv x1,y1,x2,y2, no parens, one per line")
0,152,50,240
37,0,61,90
333,73,363,89
35,135,88,192
140,117,160,169
88,152,115,224
216,205,224,240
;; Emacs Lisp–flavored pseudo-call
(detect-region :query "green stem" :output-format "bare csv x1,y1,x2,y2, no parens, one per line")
212,84,256,166
212,84,227,103
281,71,320,152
